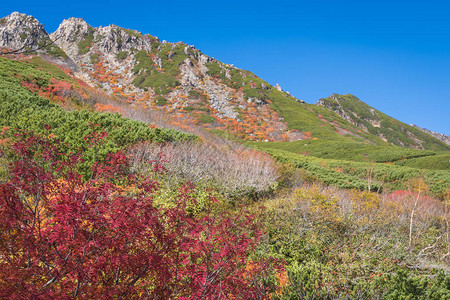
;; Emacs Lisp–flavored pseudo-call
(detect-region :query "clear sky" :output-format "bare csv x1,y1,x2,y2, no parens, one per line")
2,0,449,134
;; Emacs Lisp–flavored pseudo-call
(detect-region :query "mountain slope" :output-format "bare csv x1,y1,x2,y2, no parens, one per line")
0,12,447,151
48,17,301,141
317,94,450,151
411,124,450,145
45,16,404,144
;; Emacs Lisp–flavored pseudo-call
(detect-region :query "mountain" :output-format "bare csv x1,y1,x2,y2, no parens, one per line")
410,124,450,145
1,12,448,151
2,12,450,299
317,94,449,151
0,12,53,54
0,12,76,69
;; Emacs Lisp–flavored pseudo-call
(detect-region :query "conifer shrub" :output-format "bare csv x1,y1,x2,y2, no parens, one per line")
116,50,128,60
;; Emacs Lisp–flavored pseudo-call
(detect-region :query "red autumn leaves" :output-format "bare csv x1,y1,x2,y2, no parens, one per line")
0,129,281,298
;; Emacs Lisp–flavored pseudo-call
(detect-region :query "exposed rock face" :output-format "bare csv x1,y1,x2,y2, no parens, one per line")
275,83,282,91
178,58,238,119
49,18,92,58
411,124,450,145
0,12,77,70
201,78,237,119
0,12,48,52
50,18,154,61
317,95,367,130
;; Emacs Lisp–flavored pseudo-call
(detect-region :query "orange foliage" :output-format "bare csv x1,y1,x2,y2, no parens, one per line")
94,103,124,115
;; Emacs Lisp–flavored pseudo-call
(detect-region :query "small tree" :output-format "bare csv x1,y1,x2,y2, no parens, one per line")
407,178,428,249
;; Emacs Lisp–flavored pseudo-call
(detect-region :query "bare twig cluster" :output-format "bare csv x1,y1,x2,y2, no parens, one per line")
128,140,279,198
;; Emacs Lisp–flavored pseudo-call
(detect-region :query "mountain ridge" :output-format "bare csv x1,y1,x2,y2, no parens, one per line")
1,11,448,150
317,94,448,151
410,124,450,145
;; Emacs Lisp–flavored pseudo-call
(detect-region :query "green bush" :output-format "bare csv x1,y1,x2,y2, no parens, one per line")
77,28,95,55
155,96,167,106
188,89,202,98
117,51,129,60
90,53,100,64
198,114,215,124
205,62,225,79
251,145,449,197
132,45,187,95
121,28,143,38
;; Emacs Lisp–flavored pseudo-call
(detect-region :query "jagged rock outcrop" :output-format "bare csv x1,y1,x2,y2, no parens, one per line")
411,124,450,145
0,12,48,52
0,12,76,69
50,18,154,61
275,83,282,91
49,18,158,93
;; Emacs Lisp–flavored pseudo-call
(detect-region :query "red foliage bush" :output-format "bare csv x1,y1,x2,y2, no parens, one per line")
0,131,279,298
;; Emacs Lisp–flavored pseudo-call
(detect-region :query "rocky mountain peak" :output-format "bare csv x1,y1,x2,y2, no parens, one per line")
50,17,92,43
0,12,49,52
1,12,40,26
50,18,155,63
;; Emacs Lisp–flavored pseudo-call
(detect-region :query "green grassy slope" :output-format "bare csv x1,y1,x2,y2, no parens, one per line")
318,94,450,151
251,139,437,163
252,145,449,197
267,89,385,143
395,152,450,170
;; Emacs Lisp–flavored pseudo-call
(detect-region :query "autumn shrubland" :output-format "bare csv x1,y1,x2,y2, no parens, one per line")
2,126,450,298
252,143,450,199
0,130,284,298
253,182,450,299
1,54,450,298
128,138,278,200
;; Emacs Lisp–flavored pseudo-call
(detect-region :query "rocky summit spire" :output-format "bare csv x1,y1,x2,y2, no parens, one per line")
0,11,69,59
50,17,92,44
0,12,49,53
50,17,154,62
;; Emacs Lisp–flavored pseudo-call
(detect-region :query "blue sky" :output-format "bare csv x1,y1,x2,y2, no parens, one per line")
2,0,449,134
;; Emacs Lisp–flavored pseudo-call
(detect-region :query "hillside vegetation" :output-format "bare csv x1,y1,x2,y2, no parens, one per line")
0,56,194,176
318,94,450,151
251,143,449,198
1,12,450,298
